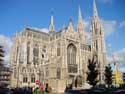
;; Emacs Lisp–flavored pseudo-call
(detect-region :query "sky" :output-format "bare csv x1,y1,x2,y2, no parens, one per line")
0,0,125,71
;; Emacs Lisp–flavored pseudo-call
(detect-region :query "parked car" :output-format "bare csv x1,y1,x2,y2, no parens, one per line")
113,89,125,94
90,87,107,94
65,89,89,94
65,89,81,94
0,88,13,94
11,87,33,94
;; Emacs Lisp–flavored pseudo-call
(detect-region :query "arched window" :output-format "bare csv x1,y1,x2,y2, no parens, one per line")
67,44,76,64
96,40,98,51
20,44,25,63
33,44,39,64
67,44,77,73
23,75,27,83
57,67,61,79
16,46,19,63
33,45,39,57
31,74,35,83
27,41,30,64
46,67,49,77
14,68,17,78
57,43,60,56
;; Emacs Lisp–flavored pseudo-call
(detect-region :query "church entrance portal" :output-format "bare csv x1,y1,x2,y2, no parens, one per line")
75,75,82,87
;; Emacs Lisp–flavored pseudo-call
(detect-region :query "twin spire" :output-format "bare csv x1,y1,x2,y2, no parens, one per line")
93,0,98,18
49,0,99,32
78,6,83,23
77,6,84,32
49,15,55,32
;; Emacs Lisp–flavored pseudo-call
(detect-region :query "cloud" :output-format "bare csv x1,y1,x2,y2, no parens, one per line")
107,48,125,72
101,20,117,37
0,35,13,66
115,48,125,62
84,16,92,31
31,27,49,33
40,28,49,33
86,32,91,44
119,21,125,30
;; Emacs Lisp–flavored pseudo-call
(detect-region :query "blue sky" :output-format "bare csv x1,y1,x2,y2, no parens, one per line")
0,0,125,71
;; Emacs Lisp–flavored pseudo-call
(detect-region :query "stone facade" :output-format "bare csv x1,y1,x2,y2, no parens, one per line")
10,0,107,92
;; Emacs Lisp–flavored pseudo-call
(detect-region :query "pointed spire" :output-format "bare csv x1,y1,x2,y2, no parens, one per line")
68,18,74,31
78,6,82,22
93,0,98,18
77,5,85,32
49,13,55,32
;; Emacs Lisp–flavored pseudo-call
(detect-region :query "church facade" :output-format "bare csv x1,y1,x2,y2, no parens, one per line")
10,0,107,92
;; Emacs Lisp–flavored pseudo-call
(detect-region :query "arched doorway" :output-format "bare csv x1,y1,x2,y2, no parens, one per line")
75,75,82,88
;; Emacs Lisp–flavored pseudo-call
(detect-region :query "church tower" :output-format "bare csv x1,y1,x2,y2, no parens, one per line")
77,6,86,44
91,0,106,83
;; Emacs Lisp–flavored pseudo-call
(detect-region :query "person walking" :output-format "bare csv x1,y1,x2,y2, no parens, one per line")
48,86,52,94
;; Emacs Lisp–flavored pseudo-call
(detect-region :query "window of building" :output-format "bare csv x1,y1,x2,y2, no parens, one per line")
31,74,35,83
95,28,98,35
42,54,44,58
46,67,49,77
27,41,30,64
67,44,77,73
16,46,19,63
33,44,39,64
67,44,76,64
42,45,46,53
96,40,98,51
23,76,28,83
57,68,61,79
57,43,60,56
33,47,39,57
14,68,17,79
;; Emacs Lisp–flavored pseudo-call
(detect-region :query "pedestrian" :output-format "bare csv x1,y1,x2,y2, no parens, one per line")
48,86,52,94
32,85,35,93
45,83,49,93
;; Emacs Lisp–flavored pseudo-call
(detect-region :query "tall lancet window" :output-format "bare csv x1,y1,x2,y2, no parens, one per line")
57,43,60,56
96,40,98,51
67,44,77,73
57,67,61,79
67,44,76,65
33,44,39,64
27,41,30,64
16,46,19,63
20,43,25,63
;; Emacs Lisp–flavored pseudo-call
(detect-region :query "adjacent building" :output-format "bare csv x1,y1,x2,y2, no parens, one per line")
0,67,11,87
0,46,11,87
